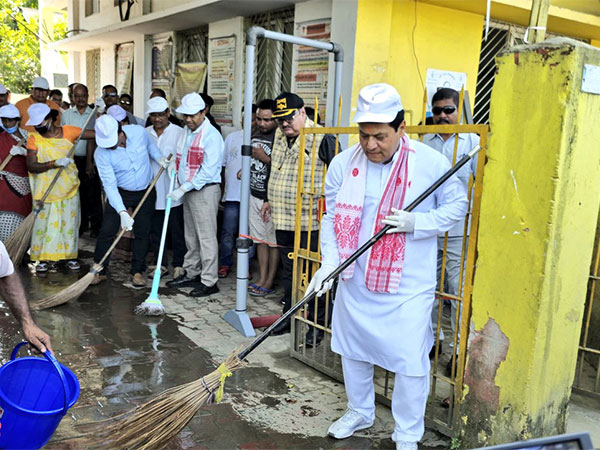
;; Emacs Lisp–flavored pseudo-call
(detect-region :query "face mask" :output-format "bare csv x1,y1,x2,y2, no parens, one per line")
1,124,17,134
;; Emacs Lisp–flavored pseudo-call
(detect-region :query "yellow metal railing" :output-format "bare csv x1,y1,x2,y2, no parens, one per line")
289,119,489,436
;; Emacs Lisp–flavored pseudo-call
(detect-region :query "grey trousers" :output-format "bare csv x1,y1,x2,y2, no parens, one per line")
432,236,467,344
182,184,220,286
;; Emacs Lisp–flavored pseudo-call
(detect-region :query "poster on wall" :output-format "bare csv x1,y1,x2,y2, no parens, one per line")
293,19,331,123
172,62,207,109
425,69,467,110
152,36,174,83
208,36,236,126
115,42,135,95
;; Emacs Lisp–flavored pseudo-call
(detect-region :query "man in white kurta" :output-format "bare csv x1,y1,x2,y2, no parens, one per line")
310,84,468,450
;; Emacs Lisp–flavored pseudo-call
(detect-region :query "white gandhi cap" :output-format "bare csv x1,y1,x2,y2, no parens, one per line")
353,83,403,124
0,104,20,119
147,96,169,114
0,84,7,95
32,77,50,90
175,92,205,115
95,114,119,148
107,105,126,122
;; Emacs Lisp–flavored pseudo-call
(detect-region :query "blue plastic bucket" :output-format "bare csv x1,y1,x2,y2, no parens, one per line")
0,342,80,450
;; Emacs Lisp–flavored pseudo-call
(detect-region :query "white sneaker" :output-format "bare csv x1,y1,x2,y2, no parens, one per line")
396,441,418,450
327,408,374,439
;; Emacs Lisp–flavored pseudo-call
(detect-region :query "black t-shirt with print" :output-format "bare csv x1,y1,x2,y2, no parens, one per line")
249,129,276,200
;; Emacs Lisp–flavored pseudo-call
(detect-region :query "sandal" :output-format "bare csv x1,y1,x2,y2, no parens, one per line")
66,260,81,271
35,261,49,273
249,286,274,297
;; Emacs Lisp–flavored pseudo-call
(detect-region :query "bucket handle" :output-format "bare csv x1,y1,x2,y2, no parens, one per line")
11,342,70,416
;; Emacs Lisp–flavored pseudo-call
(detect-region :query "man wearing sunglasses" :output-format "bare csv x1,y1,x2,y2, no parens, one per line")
263,92,337,344
119,93,144,126
423,88,479,365
102,85,138,125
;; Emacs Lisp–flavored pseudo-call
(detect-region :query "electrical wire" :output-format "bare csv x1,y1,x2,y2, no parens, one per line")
411,0,425,90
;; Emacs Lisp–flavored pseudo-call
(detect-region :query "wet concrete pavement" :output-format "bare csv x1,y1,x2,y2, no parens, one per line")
0,237,485,449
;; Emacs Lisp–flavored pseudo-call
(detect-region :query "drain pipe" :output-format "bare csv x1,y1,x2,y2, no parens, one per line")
224,26,344,337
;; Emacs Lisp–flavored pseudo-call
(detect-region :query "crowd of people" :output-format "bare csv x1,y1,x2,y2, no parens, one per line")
0,75,478,450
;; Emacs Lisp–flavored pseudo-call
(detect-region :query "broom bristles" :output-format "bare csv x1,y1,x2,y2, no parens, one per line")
82,350,246,449
4,213,35,264
30,266,100,311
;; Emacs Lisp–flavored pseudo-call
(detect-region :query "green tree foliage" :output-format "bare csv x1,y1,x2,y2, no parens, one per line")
0,0,41,93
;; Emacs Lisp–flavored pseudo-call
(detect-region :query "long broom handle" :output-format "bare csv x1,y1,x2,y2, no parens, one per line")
94,155,172,269
0,136,27,172
238,144,481,360
35,106,98,211
148,168,176,297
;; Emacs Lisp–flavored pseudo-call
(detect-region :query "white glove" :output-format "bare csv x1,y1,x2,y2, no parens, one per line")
119,211,134,231
54,157,72,167
158,156,174,170
305,264,336,297
381,208,416,233
167,188,186,203
9,146,26,156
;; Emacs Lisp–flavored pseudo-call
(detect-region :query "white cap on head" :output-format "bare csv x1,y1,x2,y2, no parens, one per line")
0,84,7,95
95,114,119,148
32,77,50,90
107,105,126,122
175,93,205,115
26,103,51,126
353,83,403,124
0,104,20,119
147,96,169,114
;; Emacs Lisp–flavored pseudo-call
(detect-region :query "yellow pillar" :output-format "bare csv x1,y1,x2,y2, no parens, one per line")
458,39,600,447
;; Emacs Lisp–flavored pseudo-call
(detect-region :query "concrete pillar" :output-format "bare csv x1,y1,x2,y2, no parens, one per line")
458,38,600,447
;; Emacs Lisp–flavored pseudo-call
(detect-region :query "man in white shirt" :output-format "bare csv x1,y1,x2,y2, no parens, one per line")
145,96,186,278
61,83,103,237
311,84,468,450
165,93,224,297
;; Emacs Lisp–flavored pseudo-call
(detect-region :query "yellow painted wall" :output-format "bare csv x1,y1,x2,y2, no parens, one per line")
460,40,600,446
351,0,484,125
592,39,600,48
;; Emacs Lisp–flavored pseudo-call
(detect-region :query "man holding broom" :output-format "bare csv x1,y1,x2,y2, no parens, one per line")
91,114,170,287
308,83,468,450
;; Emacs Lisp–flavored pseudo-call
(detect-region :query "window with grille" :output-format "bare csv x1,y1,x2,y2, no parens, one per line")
474,22,586,124
86,49,101,100
176,26,209,64
247,7,295,101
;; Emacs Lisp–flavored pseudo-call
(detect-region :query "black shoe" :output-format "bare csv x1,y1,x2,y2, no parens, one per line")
305,328,324,348
429,340,443,359
190,283,219,297
271,319,290,336
166,273,201,288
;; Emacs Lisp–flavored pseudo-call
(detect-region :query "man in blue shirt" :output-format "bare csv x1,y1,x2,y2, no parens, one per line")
165,93,224,297
91,114,169,287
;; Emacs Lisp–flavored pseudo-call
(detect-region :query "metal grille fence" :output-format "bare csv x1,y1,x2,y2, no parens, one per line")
176,26,208,64
247,7,294,101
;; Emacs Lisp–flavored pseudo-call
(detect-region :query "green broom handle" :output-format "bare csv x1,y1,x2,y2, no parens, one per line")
238,144,481,360
35,106,98,211
95,155,172,269
0,136,27,172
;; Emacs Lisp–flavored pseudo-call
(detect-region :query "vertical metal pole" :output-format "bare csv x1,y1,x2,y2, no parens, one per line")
223,40,256,337
332,59,343,127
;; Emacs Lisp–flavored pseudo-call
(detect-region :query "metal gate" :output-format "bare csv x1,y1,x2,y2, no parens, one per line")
573,214,600,398
246,7,294,101
290,123,488,436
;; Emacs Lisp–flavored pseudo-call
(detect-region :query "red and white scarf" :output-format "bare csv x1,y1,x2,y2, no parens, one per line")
333,135,412,293
176,126,205,183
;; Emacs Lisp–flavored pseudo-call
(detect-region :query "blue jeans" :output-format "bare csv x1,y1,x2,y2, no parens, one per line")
220,201,255,267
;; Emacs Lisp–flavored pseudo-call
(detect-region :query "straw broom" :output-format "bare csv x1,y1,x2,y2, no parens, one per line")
4,108,97,264
30,158,170,311
80,146,481,450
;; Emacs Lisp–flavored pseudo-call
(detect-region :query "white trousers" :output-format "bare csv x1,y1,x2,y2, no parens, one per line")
342,356,429,443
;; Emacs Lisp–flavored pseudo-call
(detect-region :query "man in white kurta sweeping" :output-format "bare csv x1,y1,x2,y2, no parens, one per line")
307,84,468,450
